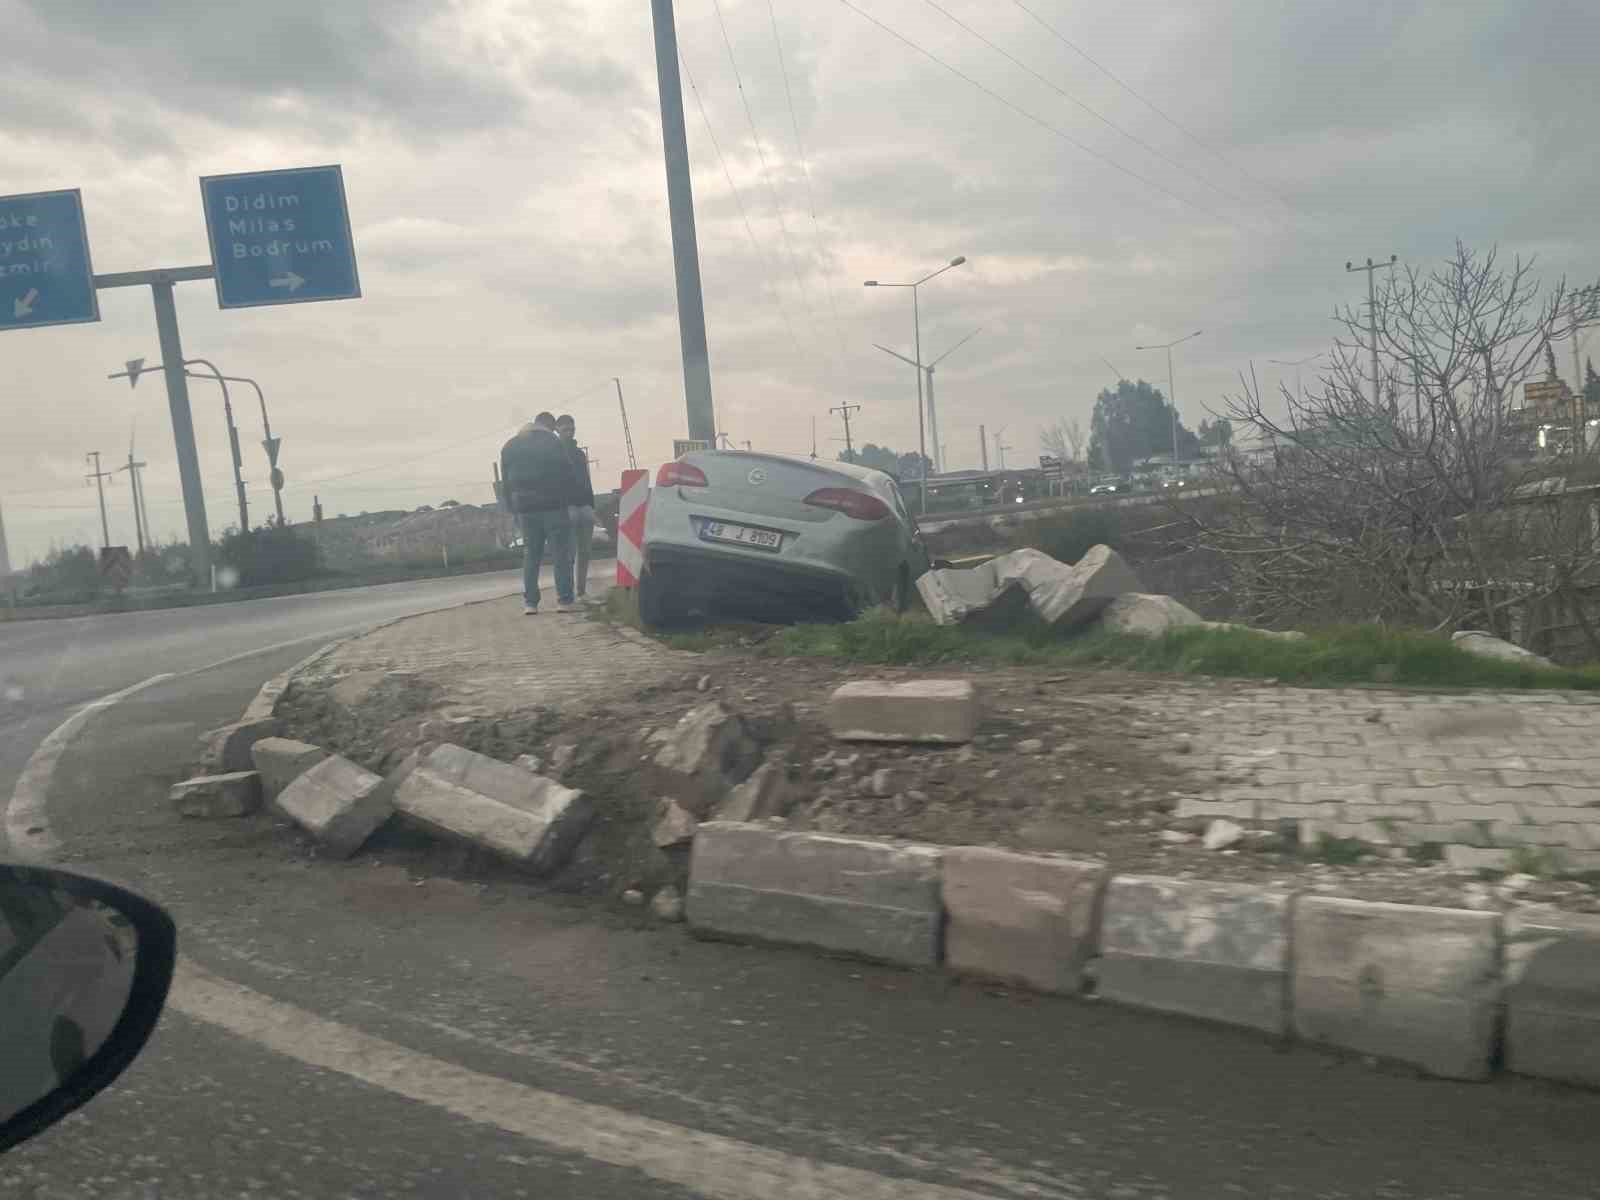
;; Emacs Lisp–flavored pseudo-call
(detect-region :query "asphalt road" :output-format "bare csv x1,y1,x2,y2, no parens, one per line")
3,574,1599,1196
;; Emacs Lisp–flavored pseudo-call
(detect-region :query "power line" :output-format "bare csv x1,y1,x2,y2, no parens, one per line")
768,0,848,360
1007,0,1295,209
710,0,827,357
835,0,1229,225
836,0,1232,226
681,49,805,357
303,380,612,487
918,0,1258,217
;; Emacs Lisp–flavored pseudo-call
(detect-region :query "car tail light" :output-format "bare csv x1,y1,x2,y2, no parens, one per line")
803,487,891,521
657,461,708,488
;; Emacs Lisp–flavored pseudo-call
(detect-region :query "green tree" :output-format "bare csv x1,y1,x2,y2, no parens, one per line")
216,525,322,587
1087,379,1199,474
840,443,915,475
1198,417,1233,447
1586,356,1599,413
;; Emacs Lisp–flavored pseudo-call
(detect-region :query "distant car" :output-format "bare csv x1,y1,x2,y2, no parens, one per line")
1089,481,1122,495
1161,477,1188,490
638,450,931,626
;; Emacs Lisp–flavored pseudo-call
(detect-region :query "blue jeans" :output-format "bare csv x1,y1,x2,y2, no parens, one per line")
519,509,574,608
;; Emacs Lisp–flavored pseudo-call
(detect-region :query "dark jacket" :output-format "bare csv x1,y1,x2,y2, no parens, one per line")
500,427,576,514
565,440,596,508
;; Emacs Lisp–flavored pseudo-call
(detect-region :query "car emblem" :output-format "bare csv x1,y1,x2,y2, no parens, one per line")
747,467,767,485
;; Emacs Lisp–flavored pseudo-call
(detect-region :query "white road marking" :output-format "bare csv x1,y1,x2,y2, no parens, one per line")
5,673,174,859
169,959,1018,1200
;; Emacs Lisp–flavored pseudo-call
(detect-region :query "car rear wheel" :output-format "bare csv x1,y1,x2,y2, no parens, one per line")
637,567,680,630
891,565,911,614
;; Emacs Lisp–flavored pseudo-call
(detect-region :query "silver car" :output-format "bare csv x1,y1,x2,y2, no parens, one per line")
639,450,930,625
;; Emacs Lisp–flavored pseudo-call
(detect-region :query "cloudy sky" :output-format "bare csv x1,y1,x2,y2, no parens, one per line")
5,0,1599,567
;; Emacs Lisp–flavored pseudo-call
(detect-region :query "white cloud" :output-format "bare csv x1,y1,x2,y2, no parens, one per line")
4,0,1600,566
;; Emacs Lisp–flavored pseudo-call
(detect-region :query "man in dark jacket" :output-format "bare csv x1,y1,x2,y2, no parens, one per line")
554,413,597,602
500,411,577,613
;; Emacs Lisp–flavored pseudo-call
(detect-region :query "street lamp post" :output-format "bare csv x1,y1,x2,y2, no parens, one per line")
111,359,285,527
865,256,967,511
1135,329,1202,467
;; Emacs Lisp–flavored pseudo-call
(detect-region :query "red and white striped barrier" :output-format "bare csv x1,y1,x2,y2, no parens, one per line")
616,468,649,588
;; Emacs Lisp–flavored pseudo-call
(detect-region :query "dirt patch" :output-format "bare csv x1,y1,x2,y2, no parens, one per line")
276,649,1600,917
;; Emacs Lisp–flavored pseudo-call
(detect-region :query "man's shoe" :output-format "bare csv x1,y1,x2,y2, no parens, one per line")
523,604,539,615
556,600,576,613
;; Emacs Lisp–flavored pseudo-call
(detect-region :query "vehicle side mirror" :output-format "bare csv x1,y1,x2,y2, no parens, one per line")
0,865,176,1155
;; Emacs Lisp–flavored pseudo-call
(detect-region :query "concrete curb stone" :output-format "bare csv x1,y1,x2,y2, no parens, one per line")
942,847,1106,994
170,771,263,819
1096,875,1291,1035
825,680,979,744
273,754,392,859
1504,909,1600,1088
1292,897,1500,1081
250,737,329,802
687,821,943,966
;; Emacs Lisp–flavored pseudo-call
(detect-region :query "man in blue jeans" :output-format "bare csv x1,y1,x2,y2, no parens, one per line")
499,411,577,613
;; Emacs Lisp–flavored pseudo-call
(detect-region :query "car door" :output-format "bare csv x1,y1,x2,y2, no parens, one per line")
888,482,931,577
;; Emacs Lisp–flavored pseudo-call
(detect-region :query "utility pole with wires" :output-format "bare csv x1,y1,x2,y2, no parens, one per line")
829,401,861,462
85,451,115,549
613,377,638,470
1346,255,1398,410
810,417,818,461
979,423,988,471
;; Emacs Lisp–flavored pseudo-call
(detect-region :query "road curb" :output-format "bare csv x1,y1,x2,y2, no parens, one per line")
684,821,1599,1090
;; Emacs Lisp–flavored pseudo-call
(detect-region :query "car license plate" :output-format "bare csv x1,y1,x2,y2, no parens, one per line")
699,520,782,551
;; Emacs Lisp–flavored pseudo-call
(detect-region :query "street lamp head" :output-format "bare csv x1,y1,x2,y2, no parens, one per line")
949,256,966,267
863,280,879,287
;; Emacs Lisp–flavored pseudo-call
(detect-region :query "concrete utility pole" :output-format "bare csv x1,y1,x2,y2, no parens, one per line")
979,423,988,471
650,0,717,445
830,401,861,461
1346,255,1398,410
94,266,216,584
1136,329,1203,465
0,500,12,577
117,453,149,553
85,451,115,548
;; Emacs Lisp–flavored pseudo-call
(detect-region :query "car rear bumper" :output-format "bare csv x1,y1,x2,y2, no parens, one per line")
645,542,861,617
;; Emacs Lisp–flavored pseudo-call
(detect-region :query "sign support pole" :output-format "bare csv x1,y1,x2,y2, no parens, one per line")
93,265,217,587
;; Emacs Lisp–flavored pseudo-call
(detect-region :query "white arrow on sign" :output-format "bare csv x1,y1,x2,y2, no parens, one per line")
13,288,38,318
269,272,306,293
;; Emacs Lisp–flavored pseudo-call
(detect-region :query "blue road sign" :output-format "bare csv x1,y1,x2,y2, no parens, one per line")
0,188,99,332
200,165,361,309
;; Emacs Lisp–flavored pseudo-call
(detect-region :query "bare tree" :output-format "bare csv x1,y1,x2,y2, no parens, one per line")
1194,242,1600,647
1040,417,1086,464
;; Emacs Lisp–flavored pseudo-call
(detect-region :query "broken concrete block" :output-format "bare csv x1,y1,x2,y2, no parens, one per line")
714,757,790,822
274,754,392,859
648,702,760,816
1293,897,1500,1080
199,716,280,774
1200,621,1308,641
1451,630,1553,668
653,798,699,848
249,737,329,801
1097,593,1205,637
170,771,262,819
393,745,591,873
651,885,686,922
916,558,1004,625
1026,544,1141,627
942,848,1107,994
688,822,943,966
826,679,979,744
1098,876,1290,1034
1505,910,1600,1088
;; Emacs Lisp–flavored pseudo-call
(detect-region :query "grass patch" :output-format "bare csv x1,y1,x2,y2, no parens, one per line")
594,584,1600,690
766,607,1600,689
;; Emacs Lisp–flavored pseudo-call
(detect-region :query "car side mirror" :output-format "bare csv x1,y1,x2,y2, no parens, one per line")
0,864,176,1155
